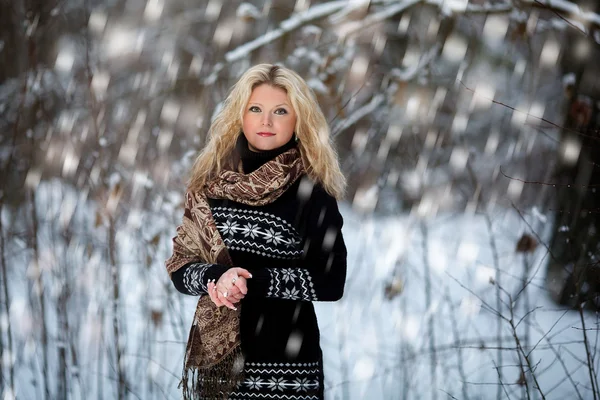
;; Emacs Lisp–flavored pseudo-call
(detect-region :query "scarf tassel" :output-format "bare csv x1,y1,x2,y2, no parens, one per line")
178,345,245,400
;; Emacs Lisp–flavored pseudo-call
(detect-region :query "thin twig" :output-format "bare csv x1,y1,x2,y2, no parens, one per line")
492,359,512,400
508,296,547,400
421,222,438,400
458,80,600,143
508,299,533,400
578,304,600,399
500,166,600,188
443,287,470,400
527,309,570,357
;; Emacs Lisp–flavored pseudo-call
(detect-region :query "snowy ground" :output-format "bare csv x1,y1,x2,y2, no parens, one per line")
4,180,598,399
317,203,598,400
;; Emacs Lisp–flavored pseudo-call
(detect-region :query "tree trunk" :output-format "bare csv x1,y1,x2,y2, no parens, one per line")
547,0,600,310
0,196,15,400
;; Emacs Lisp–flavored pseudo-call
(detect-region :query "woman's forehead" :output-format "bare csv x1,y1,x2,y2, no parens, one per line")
248,84,290,104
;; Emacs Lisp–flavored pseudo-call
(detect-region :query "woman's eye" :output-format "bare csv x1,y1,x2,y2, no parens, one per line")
249,106,260,112
274,108,287,115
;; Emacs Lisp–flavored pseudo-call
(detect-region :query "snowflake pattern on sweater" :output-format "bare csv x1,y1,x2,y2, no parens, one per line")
228,362,322,399
212,207,303,259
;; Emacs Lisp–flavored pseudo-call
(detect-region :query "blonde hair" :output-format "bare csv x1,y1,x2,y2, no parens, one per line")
187,64,346,199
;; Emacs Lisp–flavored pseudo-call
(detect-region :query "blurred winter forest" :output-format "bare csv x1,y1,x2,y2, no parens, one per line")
1,0,600,399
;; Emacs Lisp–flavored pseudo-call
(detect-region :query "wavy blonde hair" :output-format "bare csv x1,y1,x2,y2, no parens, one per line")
187,64,346,199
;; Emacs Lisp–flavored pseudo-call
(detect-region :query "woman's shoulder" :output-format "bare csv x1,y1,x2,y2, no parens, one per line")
294,176,343,229
296,175,337,205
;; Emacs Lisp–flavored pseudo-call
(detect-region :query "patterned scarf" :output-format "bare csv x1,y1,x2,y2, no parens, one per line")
165,146,305,399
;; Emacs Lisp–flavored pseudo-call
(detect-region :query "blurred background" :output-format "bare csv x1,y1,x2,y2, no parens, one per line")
1,0,599,399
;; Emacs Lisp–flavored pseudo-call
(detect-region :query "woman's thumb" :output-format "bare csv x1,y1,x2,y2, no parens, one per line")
235,268,253,279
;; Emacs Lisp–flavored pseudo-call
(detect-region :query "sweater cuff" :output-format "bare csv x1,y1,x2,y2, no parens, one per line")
245,268,272,297
203,264,230,286
173,262,230,295
245,267,319,301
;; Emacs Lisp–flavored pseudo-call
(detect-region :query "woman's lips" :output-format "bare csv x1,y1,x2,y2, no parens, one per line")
257,132,275,137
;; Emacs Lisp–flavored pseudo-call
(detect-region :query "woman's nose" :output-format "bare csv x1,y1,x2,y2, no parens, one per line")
261,113,272,126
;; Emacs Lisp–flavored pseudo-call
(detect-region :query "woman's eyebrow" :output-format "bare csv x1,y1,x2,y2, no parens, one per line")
249,102,289,107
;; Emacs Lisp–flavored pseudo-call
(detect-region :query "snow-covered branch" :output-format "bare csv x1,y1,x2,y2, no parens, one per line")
214,0,600,78
424,0,513,15
331,42,441,138
526,0,600,30
331,94,385,138
390,43,441,82
224,1,348,63
334,0,421,38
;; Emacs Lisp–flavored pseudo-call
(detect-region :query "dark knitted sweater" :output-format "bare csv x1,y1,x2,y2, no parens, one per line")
171,135,347,399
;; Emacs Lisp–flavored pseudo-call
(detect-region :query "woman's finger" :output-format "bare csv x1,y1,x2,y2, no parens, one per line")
217,275,242,297
231,292,244,301
206,281,218,305
216,285,229,299
225,274,242,292
207,281,223,307
233,267,253,280
233,277,248,295
216,290,237,310
227,284,242,296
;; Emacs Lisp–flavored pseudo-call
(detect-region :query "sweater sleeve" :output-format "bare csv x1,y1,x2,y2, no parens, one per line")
245,184,347,302
170,262,230,296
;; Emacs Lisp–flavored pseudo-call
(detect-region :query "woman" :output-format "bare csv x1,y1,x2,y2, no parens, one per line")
165,64,347,400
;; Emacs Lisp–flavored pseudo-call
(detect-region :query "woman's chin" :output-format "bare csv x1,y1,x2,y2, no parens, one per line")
248,141,277,152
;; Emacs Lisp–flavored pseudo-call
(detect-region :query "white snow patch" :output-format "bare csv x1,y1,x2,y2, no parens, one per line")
237,3,262,20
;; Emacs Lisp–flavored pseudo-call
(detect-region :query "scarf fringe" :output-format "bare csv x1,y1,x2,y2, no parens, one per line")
178,345,245,400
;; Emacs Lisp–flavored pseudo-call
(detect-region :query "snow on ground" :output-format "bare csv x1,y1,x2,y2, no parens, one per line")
317,203,598,400
4,180,598,399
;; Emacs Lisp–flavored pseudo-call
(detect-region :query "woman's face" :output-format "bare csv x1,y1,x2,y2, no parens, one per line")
242,84,297,152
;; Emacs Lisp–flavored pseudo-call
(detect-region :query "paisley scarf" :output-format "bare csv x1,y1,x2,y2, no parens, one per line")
165,146,304,399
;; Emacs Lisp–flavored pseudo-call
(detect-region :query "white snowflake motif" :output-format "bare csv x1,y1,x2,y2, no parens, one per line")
188,268,200,284
242,223,261,238
267,377,286,391
292,377,312,392
285,235,301,248
219,220,239,236
245,376,263,390
184,265,204,293
263,227,283,244
280,269,297,283
282,287,300,300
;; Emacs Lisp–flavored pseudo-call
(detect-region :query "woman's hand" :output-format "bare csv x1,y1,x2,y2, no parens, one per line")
206,267,252,310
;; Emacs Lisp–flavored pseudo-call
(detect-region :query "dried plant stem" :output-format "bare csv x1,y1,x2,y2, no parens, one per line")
508,298,546,400
109,216,126,399
484,214,505,400
443,287,469,400
30,190,50,399
578,305,599,400
421,223,438,400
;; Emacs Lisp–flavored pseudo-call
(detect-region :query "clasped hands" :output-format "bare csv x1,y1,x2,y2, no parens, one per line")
206,267,252,310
